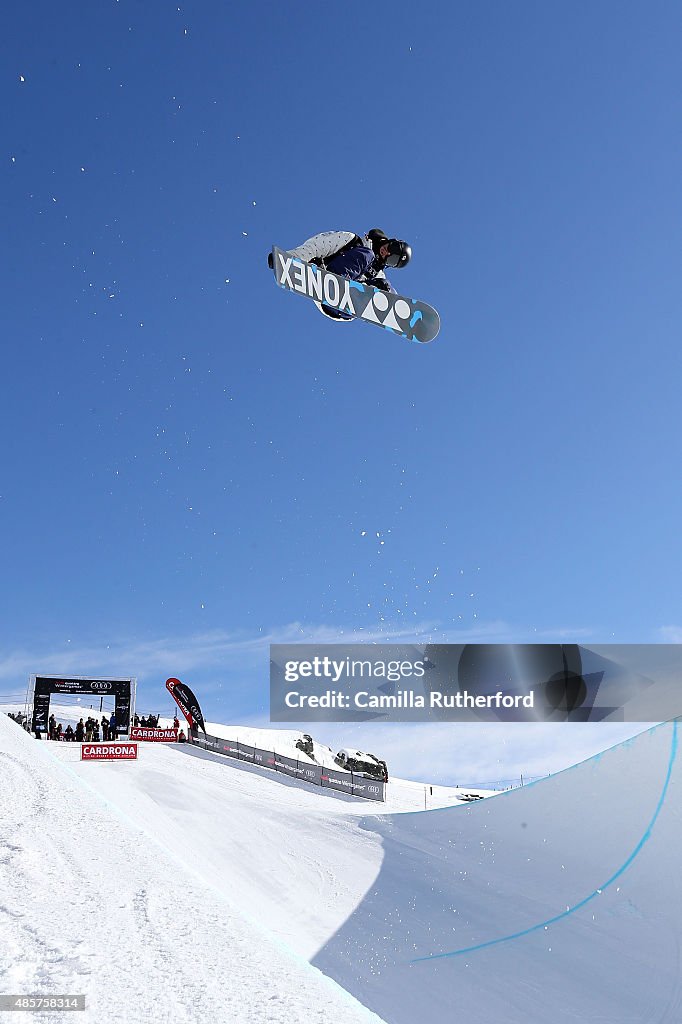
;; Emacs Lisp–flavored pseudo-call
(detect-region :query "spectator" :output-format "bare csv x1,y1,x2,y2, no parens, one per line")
48,714,56,741
101,716,109,741
133,714,140,727
178,729,187,743
64,725,75,741
173,716,180,731
75,719,85,742
92,721,100,741
56,723,63,741
109,710,116,739
85,718,93,742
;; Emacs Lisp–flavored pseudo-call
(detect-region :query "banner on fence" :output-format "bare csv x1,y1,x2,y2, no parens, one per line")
130,727,178,742
190,734,384,802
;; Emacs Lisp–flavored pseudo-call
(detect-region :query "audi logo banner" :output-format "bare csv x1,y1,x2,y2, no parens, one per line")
30,675,134,737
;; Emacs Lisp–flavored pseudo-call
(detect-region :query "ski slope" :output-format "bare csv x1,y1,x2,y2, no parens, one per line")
2,712,680,1023
0,713,385,1024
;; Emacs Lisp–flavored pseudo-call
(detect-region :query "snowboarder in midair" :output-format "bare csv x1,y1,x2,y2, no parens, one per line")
268,229,412,319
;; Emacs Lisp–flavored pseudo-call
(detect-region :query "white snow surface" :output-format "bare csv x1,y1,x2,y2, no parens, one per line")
2,710,681,1023
0,714,385,1024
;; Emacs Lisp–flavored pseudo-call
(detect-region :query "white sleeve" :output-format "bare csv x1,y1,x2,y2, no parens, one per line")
288,231,356,263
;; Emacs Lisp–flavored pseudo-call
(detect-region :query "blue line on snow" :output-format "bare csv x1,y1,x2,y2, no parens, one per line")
411,720,678,963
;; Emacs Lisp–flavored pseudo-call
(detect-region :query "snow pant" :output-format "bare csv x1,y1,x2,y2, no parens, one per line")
321,245,396,319
320,245,377,320
326,245,375,280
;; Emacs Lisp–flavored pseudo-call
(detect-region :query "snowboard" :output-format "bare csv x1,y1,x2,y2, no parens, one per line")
271,246,440,344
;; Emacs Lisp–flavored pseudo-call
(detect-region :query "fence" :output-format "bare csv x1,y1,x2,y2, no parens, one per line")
189,732,385,802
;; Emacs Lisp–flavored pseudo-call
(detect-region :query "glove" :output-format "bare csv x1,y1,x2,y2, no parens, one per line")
267,252,274,269
371,278,391,292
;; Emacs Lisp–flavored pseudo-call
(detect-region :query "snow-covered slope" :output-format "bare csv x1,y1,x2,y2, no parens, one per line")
314,719,682,1024
0,714,385,1024
3,711,680,1024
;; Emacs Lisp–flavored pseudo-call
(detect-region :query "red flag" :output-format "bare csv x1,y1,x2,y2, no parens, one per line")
166,678,207,735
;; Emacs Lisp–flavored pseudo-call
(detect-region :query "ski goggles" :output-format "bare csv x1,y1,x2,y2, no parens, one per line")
383,239,411,269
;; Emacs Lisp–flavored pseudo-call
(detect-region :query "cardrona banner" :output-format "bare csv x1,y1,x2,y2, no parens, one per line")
81,743,138,761
130,727,178,742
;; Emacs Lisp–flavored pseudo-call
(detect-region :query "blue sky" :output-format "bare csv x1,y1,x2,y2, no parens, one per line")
2,1,681,780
